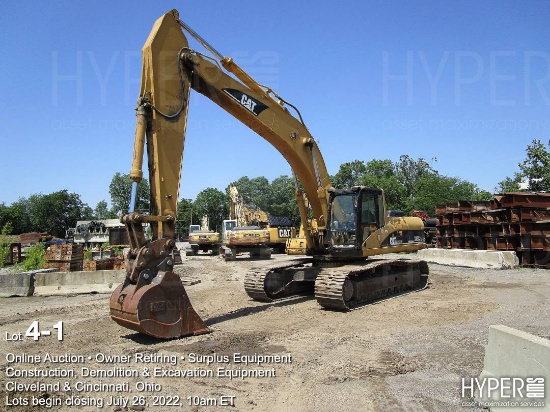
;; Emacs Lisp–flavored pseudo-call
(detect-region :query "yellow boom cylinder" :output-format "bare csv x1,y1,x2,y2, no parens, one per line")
130,105,147,183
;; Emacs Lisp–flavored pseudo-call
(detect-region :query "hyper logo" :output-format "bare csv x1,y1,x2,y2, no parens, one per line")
223,88,268,116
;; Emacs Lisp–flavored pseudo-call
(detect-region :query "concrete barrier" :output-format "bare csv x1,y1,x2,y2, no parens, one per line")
475,325,550,411
0,271,35,297
417,248,519,269
0,269,57,297
34,269,126,296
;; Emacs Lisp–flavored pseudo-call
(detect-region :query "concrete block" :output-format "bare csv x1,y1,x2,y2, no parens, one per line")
476,325,550,411
34,269,126,296
417,248,519,269
0,269,57,297
0,271,35,297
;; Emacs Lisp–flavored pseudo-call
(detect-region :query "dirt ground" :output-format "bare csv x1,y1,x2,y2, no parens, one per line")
1,253,549,412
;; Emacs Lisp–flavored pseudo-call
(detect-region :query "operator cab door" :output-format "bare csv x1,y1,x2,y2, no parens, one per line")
359,189,385,245
327,187,384,257
222,220,237,242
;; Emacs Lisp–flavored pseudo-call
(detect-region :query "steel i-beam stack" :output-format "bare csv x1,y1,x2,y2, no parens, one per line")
436,192,550,268
43,243,84,272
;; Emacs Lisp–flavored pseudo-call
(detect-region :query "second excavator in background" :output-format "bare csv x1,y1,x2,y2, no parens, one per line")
226,183,296,254
219,185,271,260
187,215,221,255
109,9,429,339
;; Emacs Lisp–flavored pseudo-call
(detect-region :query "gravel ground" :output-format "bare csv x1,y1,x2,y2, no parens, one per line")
0,253,549,411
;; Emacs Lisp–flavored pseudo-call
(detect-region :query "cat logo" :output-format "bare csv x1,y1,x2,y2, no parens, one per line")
222,88,268,116
278,228,292,238
241,94,257,113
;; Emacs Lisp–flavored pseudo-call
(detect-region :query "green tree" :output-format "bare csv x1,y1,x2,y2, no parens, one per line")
20,243,45,271
0,222,13,268
28,190,91,238
231,176,270,211
0,199,32,235
109,173,150,216
495,139,550,193
360,159,407,211
230,175,303,226
194,188,228,232
176,198,196,238
0,203,7,226
414,174,491,215
518,139,550,191
267,175,301,225
332,160,367,189
0,203,10,236
496,175,522,193
93,200,115,219
227,154,490,225
394,155,437,200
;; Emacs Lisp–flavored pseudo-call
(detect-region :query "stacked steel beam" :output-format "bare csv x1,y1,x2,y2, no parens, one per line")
113,256,126,270
43,244,84,272
83,258,116,271
436,192,550,268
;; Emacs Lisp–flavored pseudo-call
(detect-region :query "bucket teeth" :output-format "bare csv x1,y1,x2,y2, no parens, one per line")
110,271,211,339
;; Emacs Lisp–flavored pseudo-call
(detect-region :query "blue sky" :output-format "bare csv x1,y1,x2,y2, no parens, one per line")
1,1,549,209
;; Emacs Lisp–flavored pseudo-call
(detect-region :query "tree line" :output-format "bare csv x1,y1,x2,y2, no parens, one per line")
1,140,548,237
0,173,150,238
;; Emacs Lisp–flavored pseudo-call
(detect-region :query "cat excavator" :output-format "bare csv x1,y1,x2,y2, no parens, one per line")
220,184,271,260
109,9,429,339
226,183,295,255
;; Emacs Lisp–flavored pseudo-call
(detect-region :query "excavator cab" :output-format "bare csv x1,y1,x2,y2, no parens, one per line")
327,187,385,257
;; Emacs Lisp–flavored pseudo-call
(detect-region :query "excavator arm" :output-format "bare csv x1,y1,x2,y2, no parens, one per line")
129,9,331,252
180,51,332,231
110,10,428,339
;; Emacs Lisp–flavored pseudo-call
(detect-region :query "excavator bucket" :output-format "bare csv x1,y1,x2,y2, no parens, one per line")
109,271,211,339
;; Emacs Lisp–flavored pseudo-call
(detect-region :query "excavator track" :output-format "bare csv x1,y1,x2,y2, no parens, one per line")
244,258,316,301
245,258,428,309
315,259,429,310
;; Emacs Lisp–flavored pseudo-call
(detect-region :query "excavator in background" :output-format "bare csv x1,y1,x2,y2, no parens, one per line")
264,215,296,253
387,210,437,246
219,185,271,260
285,218,317,255
412,210,438,246
187,215,221,255
227,183,296,253
109,10,429,339
286,192,316,255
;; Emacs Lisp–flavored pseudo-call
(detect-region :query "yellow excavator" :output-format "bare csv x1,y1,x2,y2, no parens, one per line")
286,192,316,255
227,183,295,254
219,185,271,260
110,10,428,339
187,215,220,256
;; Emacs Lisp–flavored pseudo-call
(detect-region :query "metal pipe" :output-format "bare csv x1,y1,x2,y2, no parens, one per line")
178,19,277,104
178,19,223,61
129,181,138,213
295,190,314,250
130,104,148,183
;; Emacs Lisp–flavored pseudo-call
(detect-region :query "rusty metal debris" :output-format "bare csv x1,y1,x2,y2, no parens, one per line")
436,192,550,268
43,244,84,272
